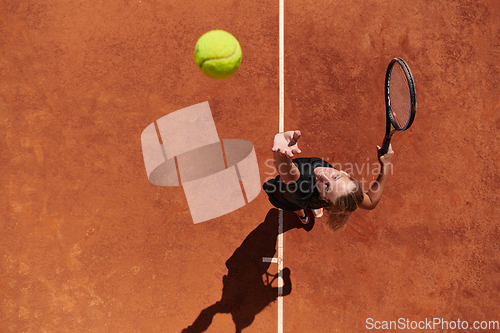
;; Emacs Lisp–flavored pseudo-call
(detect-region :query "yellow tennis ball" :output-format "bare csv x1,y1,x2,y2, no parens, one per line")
194,30,242,80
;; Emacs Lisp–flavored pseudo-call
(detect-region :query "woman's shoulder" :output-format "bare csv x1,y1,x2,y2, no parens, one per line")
291,157,335,173
310,157,335,169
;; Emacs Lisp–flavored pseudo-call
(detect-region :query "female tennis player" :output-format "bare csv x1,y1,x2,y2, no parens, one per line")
263,130,394,231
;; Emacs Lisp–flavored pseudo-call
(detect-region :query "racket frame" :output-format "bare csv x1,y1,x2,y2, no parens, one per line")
381,58,417,154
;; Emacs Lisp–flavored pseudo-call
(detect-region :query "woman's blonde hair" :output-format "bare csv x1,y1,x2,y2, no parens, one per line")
321,177,364,231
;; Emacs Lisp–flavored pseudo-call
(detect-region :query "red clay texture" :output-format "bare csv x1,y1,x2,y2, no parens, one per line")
1,0,499,332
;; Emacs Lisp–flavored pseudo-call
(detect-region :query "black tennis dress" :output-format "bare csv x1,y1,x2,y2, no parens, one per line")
262,157,335,211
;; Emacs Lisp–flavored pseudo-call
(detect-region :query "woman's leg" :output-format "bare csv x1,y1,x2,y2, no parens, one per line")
294,209,309,224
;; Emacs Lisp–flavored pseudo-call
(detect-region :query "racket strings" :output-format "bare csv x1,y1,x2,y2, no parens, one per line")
389,64,412,129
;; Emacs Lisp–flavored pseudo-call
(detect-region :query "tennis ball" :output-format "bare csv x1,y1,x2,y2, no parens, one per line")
194,30,242,80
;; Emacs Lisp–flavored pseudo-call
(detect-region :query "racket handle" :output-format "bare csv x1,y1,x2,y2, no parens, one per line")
380,138,391,155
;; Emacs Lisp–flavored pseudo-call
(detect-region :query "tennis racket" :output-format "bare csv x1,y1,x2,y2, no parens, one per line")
380,58,417,155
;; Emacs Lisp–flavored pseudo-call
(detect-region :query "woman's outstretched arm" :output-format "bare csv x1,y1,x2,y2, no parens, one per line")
360,144,394,210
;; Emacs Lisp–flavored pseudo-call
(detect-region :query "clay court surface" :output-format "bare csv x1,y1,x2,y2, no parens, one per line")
2,0,500,332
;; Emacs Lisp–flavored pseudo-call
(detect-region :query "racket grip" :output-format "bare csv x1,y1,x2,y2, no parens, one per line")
380,138,391,155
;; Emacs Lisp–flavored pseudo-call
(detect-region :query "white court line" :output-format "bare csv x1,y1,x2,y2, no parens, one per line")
279,0,285,134
263,257,279,263
278,0,285,332
277,210,284,333
263,2,285,332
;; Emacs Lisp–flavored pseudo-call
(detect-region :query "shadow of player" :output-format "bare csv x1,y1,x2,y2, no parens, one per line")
181,208,315,333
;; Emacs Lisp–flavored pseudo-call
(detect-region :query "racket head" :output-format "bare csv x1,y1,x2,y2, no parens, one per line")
385,58,417,132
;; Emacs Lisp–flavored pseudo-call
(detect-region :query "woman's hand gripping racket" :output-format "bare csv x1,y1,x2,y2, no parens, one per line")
380,58,417,154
